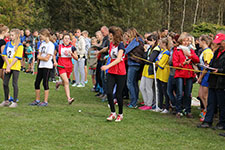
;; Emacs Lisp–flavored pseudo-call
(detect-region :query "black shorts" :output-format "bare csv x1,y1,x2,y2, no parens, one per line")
0,56,4,69
85,58,87,66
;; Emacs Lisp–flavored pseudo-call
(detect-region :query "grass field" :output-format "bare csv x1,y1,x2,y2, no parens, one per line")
0,71,224,150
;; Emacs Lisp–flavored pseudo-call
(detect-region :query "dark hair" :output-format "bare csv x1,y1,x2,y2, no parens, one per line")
161,28,168,32
147,33,159,50
63,33,71,39
200,35,212,46
109,26,123,45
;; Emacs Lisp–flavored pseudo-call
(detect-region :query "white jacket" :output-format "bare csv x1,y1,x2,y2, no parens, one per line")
76,36,86,58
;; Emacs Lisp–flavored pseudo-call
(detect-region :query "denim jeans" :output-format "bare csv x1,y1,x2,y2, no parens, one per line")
204,88,225,126
175,78,193,113
127,65,140,106
167,75,176,107
101,70,107,95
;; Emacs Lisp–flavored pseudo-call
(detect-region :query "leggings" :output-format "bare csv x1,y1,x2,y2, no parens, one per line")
35,68,51,90
3,70,20,102
107,73,126,114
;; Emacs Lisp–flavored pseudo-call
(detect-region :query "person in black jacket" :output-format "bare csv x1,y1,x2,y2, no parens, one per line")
198,33,225,130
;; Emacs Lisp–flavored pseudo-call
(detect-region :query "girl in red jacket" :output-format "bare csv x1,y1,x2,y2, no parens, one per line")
172,33,199,118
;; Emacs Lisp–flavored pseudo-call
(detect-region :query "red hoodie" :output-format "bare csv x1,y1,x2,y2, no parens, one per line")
172,47,199,78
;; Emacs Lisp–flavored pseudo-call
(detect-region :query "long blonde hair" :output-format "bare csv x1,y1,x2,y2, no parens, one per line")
10,29,21,52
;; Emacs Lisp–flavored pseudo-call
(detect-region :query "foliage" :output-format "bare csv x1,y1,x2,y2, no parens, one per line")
191,22,225,37
0,0,224,36
0,70,224,150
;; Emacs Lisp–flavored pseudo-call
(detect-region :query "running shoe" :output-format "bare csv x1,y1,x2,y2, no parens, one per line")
29,100,40,106
107,113,117,121
38,102,48,107
115,114,123,122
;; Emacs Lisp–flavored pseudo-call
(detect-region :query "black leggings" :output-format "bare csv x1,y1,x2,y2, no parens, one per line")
35,68,51,90
3,70,19,101
107,73,126,114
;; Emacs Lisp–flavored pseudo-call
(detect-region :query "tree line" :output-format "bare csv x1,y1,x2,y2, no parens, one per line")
0,0,224,35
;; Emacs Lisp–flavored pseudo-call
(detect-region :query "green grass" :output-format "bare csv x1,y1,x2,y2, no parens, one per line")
0,72,224,150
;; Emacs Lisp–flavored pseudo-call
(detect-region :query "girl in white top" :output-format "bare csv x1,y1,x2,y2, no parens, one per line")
29,29,55,106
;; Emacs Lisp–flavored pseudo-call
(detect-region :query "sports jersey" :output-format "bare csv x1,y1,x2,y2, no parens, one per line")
199,48,213,65
2,41,23,71
156,49,170,83
57,44,76,68
38,41,55,69
108,42,126,75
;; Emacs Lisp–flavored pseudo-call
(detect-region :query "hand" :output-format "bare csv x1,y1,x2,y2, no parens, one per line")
95,51,100,55
197,78,202,84
101,65,108,71
213,69,218,73
6,66,11,73
183,59,191,65
183,50,192,57
54,62,58,67
37,55,41,59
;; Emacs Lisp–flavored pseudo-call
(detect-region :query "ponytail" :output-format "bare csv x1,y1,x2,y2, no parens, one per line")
10,29,21,52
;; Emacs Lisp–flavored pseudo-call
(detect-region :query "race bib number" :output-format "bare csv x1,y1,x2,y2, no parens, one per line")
7,47,15,59
61,47,72,58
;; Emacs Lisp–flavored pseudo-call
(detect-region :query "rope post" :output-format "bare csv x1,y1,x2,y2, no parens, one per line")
153,63,159,111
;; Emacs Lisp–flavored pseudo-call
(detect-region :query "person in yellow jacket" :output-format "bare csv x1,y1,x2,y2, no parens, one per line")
0,29,23,108
139,33,160,110
156,37,171,113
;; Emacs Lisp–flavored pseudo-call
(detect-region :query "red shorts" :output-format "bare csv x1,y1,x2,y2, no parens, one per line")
58,67,73,78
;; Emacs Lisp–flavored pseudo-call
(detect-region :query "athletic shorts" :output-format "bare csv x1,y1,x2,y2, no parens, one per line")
58,67,73,79
28,57,33,64
0,56,4,69
85,58,87,66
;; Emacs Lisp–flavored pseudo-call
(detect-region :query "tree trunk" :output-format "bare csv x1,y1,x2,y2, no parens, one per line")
181,0,186,33
217,3,221,24
193,0,199,25
168,0,171,30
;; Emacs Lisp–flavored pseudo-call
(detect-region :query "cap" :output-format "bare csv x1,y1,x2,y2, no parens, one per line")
213,33,225,44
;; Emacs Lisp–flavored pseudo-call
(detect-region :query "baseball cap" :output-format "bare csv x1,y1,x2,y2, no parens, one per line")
213,33,225,44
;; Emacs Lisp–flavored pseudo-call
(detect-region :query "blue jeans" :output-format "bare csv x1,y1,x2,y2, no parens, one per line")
204,88,225,126
127,65,140,106
101,70,107,95
175,78,193,113
167,75,176,107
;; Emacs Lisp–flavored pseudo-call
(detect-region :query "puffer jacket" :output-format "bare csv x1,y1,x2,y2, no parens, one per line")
172,47,199,79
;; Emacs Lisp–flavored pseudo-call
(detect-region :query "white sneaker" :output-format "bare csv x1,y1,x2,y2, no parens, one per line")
161,109,169,114
115,114,123,122
152,108,163,112
9,102,18,108
72,83,78,87
107,113,117,121
77,84,85,88
0,100,10,107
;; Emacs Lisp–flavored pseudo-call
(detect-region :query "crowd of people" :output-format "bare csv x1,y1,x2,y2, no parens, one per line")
0,24,225,136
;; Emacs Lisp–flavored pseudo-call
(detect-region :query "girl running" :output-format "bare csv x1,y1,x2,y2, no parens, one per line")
0,29,23,108
29,29,55,106
55,33,78,104
101,26,126,122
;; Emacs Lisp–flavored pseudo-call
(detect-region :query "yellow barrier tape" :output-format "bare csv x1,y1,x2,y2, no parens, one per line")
130,54,225,76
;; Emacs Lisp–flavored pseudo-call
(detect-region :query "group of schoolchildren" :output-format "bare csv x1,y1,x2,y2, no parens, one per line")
0,24,225,136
